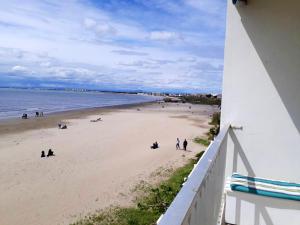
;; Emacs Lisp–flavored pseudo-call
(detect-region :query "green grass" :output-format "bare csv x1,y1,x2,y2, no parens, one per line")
70,153,204,225
209,112,220,126
180,95,221,106
71,207,158,225
193,137,210,147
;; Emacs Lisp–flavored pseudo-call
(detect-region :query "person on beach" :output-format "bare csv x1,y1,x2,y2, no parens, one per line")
41,151,45,158
176,138,180,150
47,149,54,157
183,139,188,151
151,141,159,149
58,124,67,129
61,124,67,129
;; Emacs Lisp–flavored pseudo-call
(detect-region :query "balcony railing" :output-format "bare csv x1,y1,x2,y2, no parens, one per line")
157,125,230,225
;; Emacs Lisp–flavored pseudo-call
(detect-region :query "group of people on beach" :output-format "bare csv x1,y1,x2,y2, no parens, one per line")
58,123,67,129
35,111,44,117
41,149,55,158
21,111,44,119
150,138,188,150
176,138,188,151
151,141,159,149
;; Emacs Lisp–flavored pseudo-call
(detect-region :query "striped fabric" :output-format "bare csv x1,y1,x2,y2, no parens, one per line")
230,173,300,201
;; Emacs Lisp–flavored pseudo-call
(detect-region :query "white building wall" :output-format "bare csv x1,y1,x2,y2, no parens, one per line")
221,0,300,182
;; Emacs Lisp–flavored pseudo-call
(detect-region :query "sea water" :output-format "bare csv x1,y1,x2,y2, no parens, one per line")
0,88,159,120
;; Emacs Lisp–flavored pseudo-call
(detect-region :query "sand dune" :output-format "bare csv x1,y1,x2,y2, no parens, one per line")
0,102,217,225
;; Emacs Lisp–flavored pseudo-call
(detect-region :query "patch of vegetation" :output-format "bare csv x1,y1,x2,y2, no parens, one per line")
195,151,205,161
180,95,221,106
70,155,203,225
194,112,221,146
71,207,158,225
162,97,173,102
194,137,210,147
209,112,220,126
207,112,220,140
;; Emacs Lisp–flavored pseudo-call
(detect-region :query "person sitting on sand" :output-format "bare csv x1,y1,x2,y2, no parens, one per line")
47,149,54,157
183,139,188,151
58,124,67,129
41,151,45,158
151,141,159,149
61,124,67,129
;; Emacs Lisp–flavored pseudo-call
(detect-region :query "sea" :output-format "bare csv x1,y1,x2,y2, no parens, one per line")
0,88,160,120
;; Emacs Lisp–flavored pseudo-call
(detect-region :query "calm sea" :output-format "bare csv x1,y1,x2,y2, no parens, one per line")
0,88,159,120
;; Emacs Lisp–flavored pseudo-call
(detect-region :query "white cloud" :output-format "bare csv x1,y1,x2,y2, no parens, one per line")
40,61,52,67
185,0,223,14
11,65,28,73
95,23,116,36
112,50,148,56
83,18,116,36
45,66,97,79
149,31,180,41
0,0,225,92
84,18,97,29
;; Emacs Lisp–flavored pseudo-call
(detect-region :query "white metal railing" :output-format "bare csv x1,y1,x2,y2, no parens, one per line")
157,125,230,225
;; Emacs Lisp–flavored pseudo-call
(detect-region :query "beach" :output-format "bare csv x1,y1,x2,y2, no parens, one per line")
0,102,218,225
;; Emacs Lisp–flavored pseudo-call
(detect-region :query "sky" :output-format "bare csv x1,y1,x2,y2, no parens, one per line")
0,0,227,93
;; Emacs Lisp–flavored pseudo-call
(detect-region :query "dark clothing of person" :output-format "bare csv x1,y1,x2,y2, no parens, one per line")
151,142,159,149
47,149,54,157
183,139,188,151
58,124,67,129
61,125,67,129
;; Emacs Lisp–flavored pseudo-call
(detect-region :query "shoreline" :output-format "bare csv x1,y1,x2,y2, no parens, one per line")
0,101,157,136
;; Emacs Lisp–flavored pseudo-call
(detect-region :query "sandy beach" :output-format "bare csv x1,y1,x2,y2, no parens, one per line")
0,102,218,225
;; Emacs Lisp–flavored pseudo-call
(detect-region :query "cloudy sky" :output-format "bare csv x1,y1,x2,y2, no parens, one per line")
0,0,227,93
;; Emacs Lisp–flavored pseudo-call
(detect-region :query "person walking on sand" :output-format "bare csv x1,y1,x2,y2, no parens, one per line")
183,139,188,151
176,138,180,150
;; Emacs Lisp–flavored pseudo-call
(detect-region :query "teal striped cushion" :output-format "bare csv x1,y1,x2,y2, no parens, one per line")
230,173,300,201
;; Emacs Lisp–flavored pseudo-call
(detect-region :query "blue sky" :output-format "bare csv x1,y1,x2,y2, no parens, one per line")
0,0,227,93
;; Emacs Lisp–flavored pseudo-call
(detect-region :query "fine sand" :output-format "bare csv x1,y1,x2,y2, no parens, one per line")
0,102,218,225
